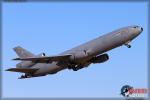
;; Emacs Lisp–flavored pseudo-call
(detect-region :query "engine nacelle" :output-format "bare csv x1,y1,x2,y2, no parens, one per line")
90,54,109,64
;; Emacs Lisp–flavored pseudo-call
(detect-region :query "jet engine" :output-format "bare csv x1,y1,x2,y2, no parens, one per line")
90,54,109,64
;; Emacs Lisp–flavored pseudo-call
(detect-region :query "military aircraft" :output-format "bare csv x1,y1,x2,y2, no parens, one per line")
6,25,143,79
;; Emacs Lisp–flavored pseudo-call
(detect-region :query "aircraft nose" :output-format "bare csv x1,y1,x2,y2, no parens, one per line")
132,25,143,36
141,27,143,31
136,26,143,34
138,26,143,34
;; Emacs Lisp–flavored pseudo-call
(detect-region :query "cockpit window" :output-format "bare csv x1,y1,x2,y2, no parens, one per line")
133,26,138,28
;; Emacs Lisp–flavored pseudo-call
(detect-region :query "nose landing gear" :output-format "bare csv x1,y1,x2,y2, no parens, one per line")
125,44,131,48
124,41,131,48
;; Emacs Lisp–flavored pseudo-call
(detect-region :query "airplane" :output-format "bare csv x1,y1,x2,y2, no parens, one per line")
6,25,143,79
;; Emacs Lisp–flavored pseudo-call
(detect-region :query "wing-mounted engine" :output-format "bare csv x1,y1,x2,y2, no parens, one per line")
89,54,109,64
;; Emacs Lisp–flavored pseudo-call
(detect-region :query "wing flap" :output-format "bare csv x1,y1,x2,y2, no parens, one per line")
6,68,39,74
13,54,72,63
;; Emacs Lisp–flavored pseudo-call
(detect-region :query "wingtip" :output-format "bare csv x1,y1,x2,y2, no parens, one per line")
5,68,12,71
13,46,21,51
12,58,20,60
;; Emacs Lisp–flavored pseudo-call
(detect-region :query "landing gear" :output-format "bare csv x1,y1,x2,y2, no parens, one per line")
68,64,83,71
68,65,78,71
125,44,131,48
18,74,29,79
72,66,83,71
72,67,78,71
124,41,131,48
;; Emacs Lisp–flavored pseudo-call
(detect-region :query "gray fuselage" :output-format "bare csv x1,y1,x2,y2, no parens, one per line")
32,25,143,76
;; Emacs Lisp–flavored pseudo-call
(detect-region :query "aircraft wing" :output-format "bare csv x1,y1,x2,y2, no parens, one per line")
13,54,72,63
6,68,39,74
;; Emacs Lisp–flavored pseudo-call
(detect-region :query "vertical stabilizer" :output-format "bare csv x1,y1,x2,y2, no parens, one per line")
13,46,35,58
13,46,35,68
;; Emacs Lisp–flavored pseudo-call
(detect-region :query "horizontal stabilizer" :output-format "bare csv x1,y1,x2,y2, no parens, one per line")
13,54,72,63
6,68,39,74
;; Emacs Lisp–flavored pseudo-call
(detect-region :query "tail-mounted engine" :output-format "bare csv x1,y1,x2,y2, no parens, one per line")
90,54,109,64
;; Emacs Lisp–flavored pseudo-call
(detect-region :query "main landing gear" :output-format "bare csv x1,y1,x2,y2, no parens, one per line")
18,74,31,79
68,64,83,71
18,74,27,79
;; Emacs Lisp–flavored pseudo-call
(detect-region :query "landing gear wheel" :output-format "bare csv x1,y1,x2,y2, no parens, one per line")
21,75,24,78
72,67,78,71
72,66,83,71
24,74,28,78
125,41,131,48
68,66,80,71
68,63,84,71
125,43,131,48
127,44,131,48
68,66,74,70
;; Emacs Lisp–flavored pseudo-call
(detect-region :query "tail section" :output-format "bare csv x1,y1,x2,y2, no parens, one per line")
13,46,35,68
13,46,35,58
